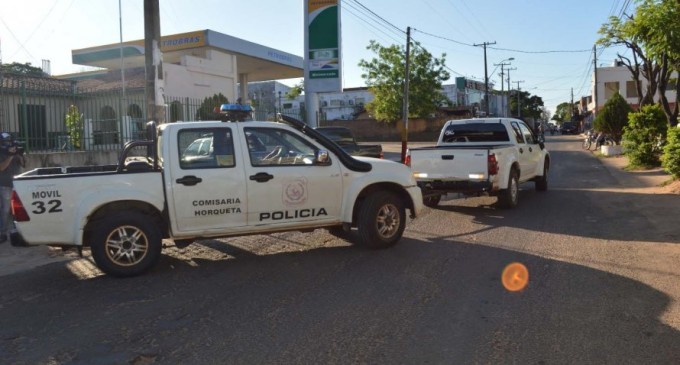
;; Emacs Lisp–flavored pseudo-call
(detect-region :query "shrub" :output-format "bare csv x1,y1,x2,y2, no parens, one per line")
594,92,632,143
662,126,680,178
65,105,83,150
622,104,667,167
195,93,229,120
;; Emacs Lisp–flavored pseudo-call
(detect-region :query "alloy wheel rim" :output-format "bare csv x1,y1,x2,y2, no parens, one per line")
376,203,400,239
105,225,149,267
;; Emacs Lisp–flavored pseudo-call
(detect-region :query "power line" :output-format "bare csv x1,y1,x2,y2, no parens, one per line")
342,2,403,45
349,0,404,35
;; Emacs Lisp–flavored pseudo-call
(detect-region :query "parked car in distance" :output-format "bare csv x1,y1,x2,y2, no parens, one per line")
560,121,579,135
315,126,384,158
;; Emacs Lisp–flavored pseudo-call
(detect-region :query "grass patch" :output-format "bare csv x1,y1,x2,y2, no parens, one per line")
623,163,660,171
660,177,677,187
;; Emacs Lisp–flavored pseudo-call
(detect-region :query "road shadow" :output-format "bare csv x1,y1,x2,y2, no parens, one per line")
1,236,678,364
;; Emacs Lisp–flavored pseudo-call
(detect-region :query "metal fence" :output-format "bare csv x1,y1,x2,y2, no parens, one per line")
0,73,305,153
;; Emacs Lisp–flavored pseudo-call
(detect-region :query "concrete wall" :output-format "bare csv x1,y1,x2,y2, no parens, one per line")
164,50,238,101
21,150,119,171
319,117,451,142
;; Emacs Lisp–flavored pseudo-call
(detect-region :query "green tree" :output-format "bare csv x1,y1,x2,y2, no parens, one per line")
285,81,304,100
0,62,46,77
635,0,680,126
195,93,229,120
64,105,84,150
593,92,632,143
552,102,572,123
598,0,680,126
623,104,667,167
359,40,449,123
509,91,544,119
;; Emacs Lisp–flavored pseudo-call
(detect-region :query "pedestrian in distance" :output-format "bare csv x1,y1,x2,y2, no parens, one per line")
0,132,26,243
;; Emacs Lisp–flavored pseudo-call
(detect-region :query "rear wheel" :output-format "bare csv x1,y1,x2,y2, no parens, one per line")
90,211,162,277
498,169,519,209
357,191,405,249
423,194,442,208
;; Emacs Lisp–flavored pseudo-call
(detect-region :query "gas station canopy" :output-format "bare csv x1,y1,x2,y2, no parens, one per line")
71,29,303,82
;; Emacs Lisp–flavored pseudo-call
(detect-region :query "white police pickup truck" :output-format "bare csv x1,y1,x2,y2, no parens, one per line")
10,115,422,277
407,118,550,208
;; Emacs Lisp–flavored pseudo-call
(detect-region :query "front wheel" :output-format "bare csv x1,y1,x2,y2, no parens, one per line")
498,170,519,209
90,211,162,277
356,191,406,249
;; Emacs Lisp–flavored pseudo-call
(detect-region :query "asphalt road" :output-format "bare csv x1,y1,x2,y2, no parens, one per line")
1,134,679,364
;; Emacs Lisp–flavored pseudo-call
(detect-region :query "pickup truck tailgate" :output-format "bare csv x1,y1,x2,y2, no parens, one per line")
410,147,489,180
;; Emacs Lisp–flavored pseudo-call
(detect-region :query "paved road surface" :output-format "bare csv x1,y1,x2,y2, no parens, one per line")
1,134,679,364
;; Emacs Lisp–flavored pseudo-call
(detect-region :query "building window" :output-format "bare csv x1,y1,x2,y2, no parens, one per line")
283,103,293,109
604,81,620,100
626,81,638,98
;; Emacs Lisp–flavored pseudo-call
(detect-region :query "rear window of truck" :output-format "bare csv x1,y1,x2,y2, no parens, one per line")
441,123,510,143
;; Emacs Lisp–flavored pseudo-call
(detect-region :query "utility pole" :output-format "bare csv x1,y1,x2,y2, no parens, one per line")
474,41,496,116
144,0,165,124
515,80,525,118
571,87,575,121
506,67,516,103
400,26,411,164
593,45,598,115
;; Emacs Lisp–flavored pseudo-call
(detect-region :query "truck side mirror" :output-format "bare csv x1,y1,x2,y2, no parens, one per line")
315,150,331,165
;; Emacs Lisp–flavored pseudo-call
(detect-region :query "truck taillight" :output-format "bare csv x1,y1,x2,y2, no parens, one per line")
488,153,499,176
404,153,411,166
11,191,30,222
379,151,384,159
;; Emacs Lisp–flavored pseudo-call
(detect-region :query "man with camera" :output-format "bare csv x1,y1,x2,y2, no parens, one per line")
0,132,25,243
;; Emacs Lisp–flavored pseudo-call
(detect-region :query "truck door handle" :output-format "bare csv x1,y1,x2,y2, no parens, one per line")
529,147,533,152
519,148,524,153
176,175,202,186
249,172,274,183
441,155,454,160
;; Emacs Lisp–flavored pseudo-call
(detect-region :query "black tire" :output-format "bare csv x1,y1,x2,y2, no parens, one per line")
423,194,442,208
535,161,548,191
90,211,162,277
356,191,406,249
498,169,519,209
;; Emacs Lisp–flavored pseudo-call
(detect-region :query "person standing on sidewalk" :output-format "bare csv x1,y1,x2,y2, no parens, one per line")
0,132,25,243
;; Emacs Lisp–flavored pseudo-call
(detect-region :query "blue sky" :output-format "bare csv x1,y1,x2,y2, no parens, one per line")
0,0,633,114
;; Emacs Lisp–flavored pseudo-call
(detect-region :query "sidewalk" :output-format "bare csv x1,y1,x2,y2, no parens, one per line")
0,241,73,277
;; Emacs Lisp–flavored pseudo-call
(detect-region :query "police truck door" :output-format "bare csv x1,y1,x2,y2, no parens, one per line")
242,126,343,227
167,126,248,234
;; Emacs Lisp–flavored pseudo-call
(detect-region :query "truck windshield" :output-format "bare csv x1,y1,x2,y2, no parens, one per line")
441,123,510,143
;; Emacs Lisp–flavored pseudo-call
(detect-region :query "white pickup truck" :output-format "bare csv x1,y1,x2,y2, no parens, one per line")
406,118,550,208
10,115,422,277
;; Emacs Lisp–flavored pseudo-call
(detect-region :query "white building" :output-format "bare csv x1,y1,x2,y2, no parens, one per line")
588,63,678,113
